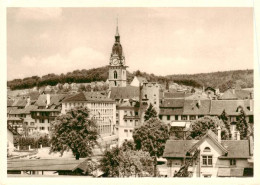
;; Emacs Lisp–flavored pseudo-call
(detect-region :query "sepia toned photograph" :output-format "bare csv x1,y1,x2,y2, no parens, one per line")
6,7,254,178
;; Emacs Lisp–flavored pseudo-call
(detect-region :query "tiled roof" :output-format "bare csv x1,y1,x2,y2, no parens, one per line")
235,90,252,99
22,105,38,114
62,92,87,102
63,92,113,103
185,93,209,100
163,140,198,158
9,108,24,115
163,92,192,99
110,86,140,100
160,99,184,108
136,76,148,83
163,130,251,159
29,91,40,101
7,117,22,121
210,100,252,116
159,108,183,115
49,94,67,106
35,95,47,107
220,140,250,158
7,100,14,107
7,159,85,171
219,89,238,100
183,100,211,115
12,99,27,107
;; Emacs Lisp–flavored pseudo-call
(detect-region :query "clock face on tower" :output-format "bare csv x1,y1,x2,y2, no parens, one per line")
110,57,125,66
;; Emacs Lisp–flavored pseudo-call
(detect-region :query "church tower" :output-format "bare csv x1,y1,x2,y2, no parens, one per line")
108,21,127,88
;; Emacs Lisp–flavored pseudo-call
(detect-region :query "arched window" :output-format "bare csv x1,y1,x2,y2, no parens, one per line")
114,81,117,86
203,147,211,152
114,71,118,79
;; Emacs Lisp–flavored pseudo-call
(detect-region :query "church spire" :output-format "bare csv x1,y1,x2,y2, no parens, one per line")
115,17,120,42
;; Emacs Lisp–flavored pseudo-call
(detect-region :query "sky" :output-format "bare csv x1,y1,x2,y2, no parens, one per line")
7,7,253,81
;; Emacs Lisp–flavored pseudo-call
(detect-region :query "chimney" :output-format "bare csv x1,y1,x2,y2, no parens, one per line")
249,135,254,156
237,131,240,140
232,87,235,94
249,99,253,111
46,94,50,107
217,126,221,142
26,97,31,106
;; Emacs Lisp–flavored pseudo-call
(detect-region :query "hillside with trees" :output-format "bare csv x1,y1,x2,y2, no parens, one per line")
7,65,253,92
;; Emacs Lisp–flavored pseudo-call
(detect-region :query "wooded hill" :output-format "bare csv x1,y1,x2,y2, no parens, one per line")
7,66,253,92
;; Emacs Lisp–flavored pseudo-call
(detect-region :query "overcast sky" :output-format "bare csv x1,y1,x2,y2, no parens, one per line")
7,7,253,80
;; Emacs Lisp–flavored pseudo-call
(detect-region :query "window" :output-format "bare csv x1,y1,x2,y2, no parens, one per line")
114,71,118,79
249,116,253,123
181,115,187,120
203,174,212,178
159,115,162,120
124,129,128,137
114,81,117,86
230,159,236,166
175,115,178,120
190,115,196,120
203,147,211,152
202,156,213,166
40,119,44,123
135,112,138,116
167,115,170,120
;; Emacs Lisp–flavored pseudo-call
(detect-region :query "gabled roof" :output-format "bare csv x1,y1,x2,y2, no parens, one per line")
22,105,38,114
219,89,238,100
163,130,251,159
12,99,27,107
159,108,183,115
188,130,228,154
63,92,113,103
7,159,85,171
160,99,184,108
29,91,40,101
136,76,148,83
183,100,211,115
163,140,198,158
110,86,140,100
35,95,47,107
235,90,252,99
62,92,87,102
7,100,14,107
210,100,252,116
163,92,192,99
220,140,250,158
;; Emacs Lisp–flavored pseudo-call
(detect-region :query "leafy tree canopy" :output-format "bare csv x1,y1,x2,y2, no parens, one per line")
187,116,229,140
49,107,99,159
236,108,251,139
144,103,158,121
99,140,153,177
133,118,169,176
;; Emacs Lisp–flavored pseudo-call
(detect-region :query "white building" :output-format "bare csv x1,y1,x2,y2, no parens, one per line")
163,130,253,177
130,76,148,87
61,92,116,136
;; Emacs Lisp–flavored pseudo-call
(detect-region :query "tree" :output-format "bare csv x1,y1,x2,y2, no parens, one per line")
99,141,153,177
144,103,158,121
132,118,169,176
219,110,231,139
49,107,99,159
187,116,229,140
78,84,86,92
236,108,250,139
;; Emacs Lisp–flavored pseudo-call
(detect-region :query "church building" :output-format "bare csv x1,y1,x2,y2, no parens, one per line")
108,24,127,88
